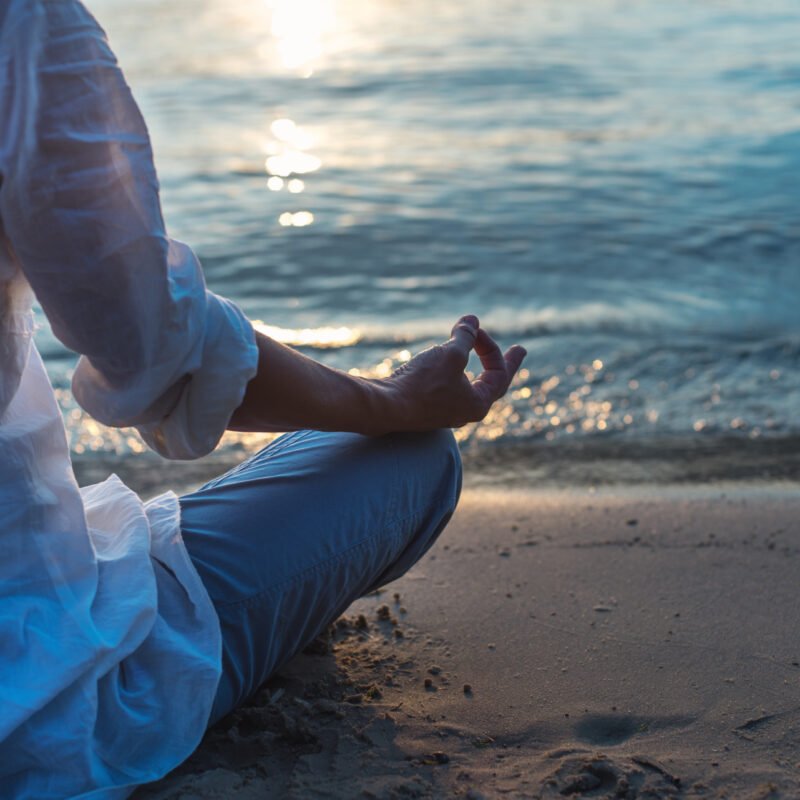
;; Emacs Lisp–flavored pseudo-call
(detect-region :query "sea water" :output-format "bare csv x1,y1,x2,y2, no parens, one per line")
40,0,800,489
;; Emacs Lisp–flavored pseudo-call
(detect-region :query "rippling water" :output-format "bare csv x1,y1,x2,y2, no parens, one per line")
41,0,800,485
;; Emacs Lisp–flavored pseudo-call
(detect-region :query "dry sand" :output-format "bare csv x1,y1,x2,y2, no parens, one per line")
137,484,800,799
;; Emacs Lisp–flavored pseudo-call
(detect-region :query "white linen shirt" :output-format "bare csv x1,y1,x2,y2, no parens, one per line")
0,1,259,796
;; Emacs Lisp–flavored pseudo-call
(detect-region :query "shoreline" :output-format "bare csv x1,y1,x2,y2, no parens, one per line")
137,483,800,799
74,434,800,499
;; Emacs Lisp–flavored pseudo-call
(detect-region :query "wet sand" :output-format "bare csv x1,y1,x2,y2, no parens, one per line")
137,484,800,799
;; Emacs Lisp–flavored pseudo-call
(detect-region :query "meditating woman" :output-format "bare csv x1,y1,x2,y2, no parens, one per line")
0,1,525,796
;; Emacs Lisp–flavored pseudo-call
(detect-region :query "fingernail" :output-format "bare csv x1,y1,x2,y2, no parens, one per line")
463,314,479,329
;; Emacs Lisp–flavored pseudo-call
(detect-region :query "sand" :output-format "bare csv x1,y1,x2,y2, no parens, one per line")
136,484,800,799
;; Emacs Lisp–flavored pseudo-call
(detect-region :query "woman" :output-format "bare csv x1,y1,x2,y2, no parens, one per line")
0,1,526,796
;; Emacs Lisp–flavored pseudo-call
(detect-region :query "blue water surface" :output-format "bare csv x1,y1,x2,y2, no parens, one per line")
40,0,800,471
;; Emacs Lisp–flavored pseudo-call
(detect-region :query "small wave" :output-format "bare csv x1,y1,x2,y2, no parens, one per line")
252,322,362,348
306,302,687,351
241,299,798,353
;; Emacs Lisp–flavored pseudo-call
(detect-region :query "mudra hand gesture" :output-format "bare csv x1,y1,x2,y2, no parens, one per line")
384,315,527,430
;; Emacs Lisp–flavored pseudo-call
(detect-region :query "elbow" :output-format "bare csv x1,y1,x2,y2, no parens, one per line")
71,357,187,429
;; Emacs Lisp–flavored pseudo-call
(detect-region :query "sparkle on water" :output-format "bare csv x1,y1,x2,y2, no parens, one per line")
45,0,800,465
252,322,362,348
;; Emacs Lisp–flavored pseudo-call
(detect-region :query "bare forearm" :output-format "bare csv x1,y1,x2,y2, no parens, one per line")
228,332,396,435
228,318,526,437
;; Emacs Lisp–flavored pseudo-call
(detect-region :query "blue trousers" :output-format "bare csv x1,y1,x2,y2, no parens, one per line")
178,429,462,724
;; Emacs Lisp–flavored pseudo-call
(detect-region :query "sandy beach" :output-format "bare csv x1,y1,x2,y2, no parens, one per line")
135,482,800,799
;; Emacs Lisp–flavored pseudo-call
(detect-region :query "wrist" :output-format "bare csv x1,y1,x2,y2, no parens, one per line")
357,377,409,436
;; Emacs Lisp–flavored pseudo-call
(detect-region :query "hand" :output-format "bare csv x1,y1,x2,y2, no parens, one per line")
383,315,527,431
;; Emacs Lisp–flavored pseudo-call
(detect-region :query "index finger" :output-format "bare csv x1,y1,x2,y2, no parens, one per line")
474,327,506,371
471,344,528,408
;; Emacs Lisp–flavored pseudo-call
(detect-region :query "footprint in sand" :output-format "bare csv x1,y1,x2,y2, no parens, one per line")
538,714,692,798
542,753,682,798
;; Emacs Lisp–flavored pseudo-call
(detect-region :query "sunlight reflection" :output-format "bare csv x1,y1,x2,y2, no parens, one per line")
264,118,322,179
266,0,336,75
267,153,321,177
278,210,315,227
252,322,361,348
270,118,313,148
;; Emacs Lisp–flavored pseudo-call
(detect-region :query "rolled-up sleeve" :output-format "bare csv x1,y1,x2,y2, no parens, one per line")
0,0,258,459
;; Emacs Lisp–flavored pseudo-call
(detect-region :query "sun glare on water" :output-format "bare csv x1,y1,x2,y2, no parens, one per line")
264,0,337,75
252,322,362,348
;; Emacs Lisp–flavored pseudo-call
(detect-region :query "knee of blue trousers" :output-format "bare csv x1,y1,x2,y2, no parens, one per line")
393,427,463,533
206,429,462,725
366,427,463,591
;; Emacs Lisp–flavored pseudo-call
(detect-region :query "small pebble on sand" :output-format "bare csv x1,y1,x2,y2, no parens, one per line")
463,684,473,695
355,614,368,630
377,605,391,620
419,751,449,765
394,628,404,638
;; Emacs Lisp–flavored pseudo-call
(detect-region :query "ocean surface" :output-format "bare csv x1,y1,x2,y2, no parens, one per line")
40,0,800,490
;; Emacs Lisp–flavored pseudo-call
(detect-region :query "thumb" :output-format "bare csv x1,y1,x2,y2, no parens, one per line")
449,315,479,357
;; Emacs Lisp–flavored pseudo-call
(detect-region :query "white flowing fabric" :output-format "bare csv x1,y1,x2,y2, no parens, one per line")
0,1,259,797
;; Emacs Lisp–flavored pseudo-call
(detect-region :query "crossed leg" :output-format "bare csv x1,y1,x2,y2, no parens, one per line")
178,428,462,724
